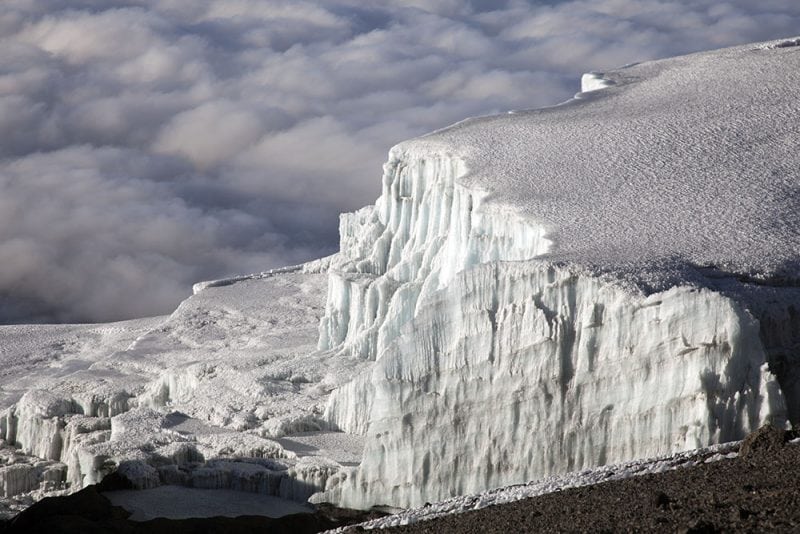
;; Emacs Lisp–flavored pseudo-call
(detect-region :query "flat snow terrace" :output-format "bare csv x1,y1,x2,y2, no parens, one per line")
399,37,800,292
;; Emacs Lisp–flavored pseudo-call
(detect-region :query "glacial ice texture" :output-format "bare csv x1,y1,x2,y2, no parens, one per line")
322,260,794,508
315,38,800,508
0,270,367,517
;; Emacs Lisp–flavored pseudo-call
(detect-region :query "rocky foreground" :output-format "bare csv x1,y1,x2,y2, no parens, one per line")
3,426,799,533
386,426,800,533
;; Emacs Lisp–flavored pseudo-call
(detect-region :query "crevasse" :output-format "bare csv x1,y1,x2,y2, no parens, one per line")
315,145,795,508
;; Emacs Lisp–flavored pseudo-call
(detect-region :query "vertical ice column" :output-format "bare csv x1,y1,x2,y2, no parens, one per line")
320,263,787,509
318,148,550,363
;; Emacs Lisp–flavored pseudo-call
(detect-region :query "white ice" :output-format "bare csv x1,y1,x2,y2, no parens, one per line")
0,267,369,517
312,37,800,508
578,72,614,93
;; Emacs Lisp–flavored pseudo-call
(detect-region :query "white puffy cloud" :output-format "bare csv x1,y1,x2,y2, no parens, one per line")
155,101,267,169
1,0,798,322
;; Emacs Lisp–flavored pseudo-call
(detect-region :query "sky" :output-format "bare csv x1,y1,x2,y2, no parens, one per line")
1,0,799,323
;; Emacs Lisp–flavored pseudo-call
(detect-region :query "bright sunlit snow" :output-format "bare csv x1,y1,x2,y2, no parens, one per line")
407,40,800,289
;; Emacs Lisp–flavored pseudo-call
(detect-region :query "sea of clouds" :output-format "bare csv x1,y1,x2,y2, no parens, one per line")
1,0,798,322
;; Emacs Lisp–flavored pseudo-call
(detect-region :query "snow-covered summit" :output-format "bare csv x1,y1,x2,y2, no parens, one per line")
396,37,800,292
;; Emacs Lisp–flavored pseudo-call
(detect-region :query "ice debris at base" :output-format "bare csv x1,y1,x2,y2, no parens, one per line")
1,37,800,517
0,272,367,518
325,441,741,531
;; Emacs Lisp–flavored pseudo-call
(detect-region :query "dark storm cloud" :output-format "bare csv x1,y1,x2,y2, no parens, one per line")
1,0,798,322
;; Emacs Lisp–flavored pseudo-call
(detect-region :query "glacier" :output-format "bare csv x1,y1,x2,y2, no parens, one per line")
313,38,800,508
313,150,798,508
1,37,800,518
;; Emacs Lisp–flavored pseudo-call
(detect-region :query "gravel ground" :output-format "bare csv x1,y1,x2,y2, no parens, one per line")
385,427,800,533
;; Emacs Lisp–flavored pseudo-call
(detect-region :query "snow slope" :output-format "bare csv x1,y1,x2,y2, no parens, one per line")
0,319,163,409
429,39,800,289
1,37,799,518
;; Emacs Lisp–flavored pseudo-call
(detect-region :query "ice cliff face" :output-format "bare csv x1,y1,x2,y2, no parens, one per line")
318,152,550,363
314,148,795,508
313,38,800,508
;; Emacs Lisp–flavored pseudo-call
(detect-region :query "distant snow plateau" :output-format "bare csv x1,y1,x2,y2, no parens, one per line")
1,36,799,521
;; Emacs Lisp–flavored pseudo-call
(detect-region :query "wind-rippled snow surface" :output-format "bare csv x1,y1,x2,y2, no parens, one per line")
408,38,800,291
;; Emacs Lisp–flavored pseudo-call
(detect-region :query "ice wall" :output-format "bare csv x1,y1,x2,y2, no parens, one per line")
316,147,794,508
318,149,550,362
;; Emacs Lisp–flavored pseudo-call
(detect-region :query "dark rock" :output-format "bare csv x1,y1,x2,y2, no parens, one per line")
384,436,800,533
739,424,787,459
97,472,136,492
737,507,756,520
313,502,389,524
653,491,670,510
3,485,131,534
685,519,720,533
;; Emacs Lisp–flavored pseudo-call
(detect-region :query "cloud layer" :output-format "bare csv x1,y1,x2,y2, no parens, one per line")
2,0,799,322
